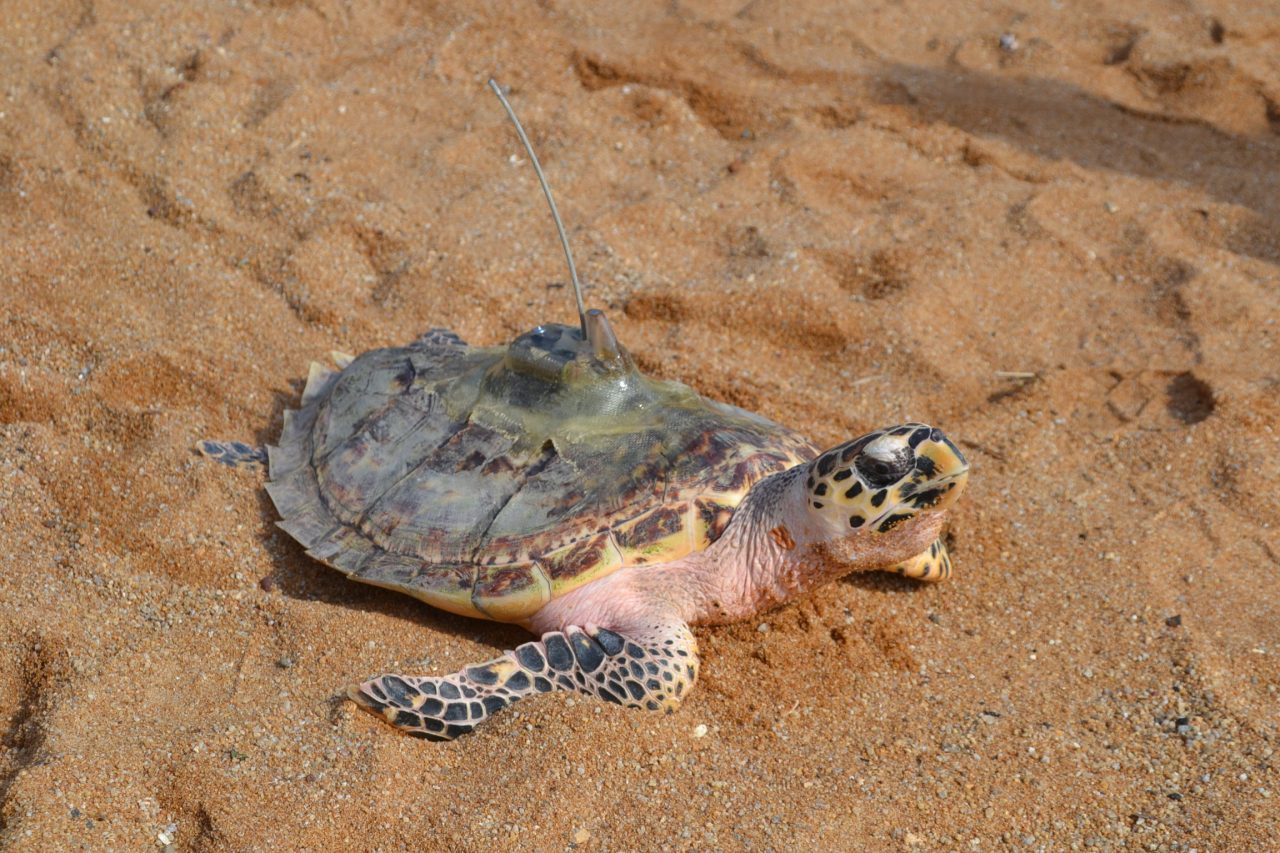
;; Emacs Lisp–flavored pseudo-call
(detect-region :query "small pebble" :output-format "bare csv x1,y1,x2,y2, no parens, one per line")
757,623,770,633
693,724,708,738
259,576,277,593
573,828,591,844
1166,614,1182,627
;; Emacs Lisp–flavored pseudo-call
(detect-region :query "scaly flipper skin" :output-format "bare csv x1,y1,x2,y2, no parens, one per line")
197,440,268,469
348,623,699,741
889,537,953,582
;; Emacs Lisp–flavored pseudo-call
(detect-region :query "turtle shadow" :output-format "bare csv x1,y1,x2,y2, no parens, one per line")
252,496,527,650
838,571,927,594
258,522,527,649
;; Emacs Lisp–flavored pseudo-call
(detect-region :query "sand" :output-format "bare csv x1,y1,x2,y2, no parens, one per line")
2,0,1278,850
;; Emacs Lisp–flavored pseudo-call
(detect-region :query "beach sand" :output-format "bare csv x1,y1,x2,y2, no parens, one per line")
1,1,1278,849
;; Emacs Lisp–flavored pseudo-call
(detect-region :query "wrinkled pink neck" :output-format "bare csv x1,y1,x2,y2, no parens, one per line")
528,464,945,636
530,467,828,634
675,466,836,624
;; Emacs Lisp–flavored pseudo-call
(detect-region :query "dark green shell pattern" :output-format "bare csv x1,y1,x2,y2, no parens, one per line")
265,325,817,623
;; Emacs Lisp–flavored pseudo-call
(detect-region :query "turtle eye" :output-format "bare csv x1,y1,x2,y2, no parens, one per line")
855,447,913,489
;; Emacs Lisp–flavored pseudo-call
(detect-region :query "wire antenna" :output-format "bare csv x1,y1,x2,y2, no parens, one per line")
488,78,587,336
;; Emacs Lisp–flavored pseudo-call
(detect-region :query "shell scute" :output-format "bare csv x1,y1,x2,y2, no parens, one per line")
613,503,693,565
472,563,551,621
540,531,625,596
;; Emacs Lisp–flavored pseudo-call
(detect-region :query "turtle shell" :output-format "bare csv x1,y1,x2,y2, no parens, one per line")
265,324,816,623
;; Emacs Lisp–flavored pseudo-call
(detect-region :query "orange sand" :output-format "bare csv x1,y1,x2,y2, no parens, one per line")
1,1,1278,850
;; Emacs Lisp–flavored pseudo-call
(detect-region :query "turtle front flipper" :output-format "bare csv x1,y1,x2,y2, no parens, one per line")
197,440,268,469
348,623,700,741
888,537,953,582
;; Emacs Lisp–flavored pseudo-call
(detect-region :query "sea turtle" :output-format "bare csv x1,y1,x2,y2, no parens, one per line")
198,82,970,740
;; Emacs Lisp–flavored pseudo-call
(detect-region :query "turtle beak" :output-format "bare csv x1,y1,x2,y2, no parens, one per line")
901,432,969,515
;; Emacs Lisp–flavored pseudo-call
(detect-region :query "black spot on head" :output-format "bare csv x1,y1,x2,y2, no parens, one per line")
646,700,660,711
915,455,937,478
812,501,824,510
845,481,863,499
889,426,913,436
877,512,913,532
910,487,944,508
930,428,945,442
833,468,852,482
814,482,828,497
870,489,887,508
908,427,931,448
806,475,815,489
849,515,865,528
817,453,836,476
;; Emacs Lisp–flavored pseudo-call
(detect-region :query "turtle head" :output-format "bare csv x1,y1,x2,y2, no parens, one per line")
797,424,969,572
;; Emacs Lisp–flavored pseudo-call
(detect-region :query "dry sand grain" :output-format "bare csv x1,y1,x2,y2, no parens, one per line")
1,1,1278,850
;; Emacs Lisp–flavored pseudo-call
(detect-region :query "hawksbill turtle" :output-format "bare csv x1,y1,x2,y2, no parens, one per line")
198,81,970,740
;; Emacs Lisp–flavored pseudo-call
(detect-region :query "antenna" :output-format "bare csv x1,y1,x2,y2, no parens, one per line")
488,78,587,336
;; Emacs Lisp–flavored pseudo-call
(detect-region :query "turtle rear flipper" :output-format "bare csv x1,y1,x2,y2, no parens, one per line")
349,623,699,740
198,440,268,469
